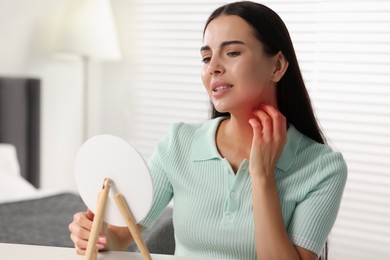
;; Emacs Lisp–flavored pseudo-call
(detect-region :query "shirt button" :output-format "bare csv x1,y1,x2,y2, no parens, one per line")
230,192,237,198
224,168,229,174
226,213,232,220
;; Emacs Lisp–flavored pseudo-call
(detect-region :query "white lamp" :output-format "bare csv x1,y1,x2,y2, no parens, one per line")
56,0,121,140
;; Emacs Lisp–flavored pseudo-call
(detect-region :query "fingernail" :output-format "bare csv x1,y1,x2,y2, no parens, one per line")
98,236,106,243
86,209,94,220
96,243,105,249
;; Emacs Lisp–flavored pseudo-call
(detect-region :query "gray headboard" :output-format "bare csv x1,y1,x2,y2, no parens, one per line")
0,77,40,188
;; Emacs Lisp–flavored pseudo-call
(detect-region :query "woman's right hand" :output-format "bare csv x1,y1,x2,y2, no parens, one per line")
68,209,108,255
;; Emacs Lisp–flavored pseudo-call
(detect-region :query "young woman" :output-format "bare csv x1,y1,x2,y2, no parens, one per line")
69,2,347,259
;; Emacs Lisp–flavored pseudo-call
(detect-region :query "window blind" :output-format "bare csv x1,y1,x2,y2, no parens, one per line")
307,1,390,260
125,1,390,259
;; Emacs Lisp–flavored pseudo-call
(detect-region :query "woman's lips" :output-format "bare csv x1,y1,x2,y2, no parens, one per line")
212,85,233,97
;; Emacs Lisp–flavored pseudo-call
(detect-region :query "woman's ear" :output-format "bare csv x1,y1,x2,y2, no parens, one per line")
271,51,289,83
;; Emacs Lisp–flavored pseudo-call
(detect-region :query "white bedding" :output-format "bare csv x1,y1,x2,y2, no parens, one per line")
0,144,20,177
0,173,74,203
0,143,69,203
0,174,72,203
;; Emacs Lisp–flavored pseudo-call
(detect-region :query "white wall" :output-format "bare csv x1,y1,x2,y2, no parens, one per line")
0,0,130,192
0,0,79,191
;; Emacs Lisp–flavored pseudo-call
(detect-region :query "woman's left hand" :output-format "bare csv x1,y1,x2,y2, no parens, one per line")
248,104,287,180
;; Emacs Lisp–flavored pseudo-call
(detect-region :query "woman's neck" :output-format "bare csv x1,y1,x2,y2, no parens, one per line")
224,113,254,147
216,113,254,171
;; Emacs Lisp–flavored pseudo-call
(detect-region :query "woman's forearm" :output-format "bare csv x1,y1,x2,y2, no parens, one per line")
251,175,300,260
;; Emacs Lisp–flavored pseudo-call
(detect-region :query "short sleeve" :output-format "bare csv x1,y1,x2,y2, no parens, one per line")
139,128,175,228
288,151,348,255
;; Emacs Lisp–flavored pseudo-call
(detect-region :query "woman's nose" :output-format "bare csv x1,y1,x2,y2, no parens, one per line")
208,58,225,75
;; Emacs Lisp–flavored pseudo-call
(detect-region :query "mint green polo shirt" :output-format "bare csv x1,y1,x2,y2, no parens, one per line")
140,117,347,259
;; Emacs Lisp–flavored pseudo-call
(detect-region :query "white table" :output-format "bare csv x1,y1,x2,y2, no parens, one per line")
0,243,222,260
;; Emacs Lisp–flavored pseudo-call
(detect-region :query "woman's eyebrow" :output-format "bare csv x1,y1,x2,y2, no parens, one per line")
200,40,246,52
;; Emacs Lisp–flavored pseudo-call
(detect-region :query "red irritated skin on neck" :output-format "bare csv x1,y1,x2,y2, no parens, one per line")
211,81,233,97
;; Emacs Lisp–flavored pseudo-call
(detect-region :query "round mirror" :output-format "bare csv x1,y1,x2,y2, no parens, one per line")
75,135,153,226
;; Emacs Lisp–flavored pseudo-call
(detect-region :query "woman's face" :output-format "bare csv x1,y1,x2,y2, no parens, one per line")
201,15,278,116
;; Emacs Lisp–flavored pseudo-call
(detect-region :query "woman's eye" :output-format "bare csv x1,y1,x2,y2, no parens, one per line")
227,51,240,57
202,57,211,64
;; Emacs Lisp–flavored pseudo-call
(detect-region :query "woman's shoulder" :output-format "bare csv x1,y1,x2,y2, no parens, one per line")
166,117,223,139
294,128,348,181
157,118,218,149
165,121,203,140
169,121,202,132
152,119,221,162
291,126,341,156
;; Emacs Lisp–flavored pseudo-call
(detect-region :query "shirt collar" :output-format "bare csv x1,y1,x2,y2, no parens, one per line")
190,117,225,161
190,117,303,171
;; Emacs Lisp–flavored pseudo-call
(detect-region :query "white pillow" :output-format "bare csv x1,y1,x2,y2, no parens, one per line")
0,144,37,203
0,173,38,203
0,144,21,176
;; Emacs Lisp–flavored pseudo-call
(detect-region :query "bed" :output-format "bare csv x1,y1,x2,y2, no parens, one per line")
0,77,175,254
